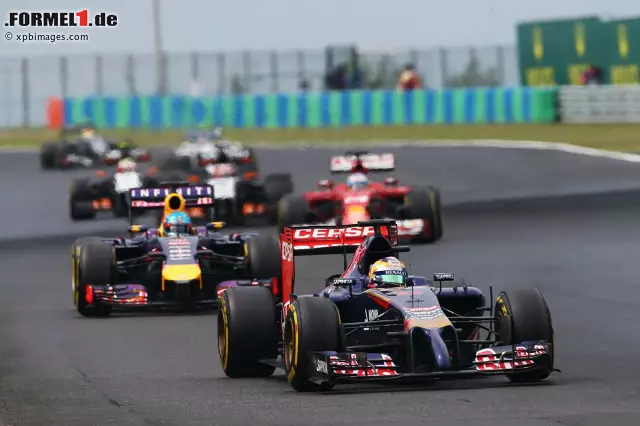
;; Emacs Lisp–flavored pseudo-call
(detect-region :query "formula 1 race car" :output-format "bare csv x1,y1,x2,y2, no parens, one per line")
71,185,281,317
68,158,156,220
156,129,257,173
40,124,151,170
196,163,293,225
277,151,443,243
218,219,556,391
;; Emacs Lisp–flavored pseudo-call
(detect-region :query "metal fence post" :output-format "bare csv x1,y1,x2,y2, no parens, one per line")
191,52,199,89
157,52,168,95
126,54,136,96
439,48,449,88
242,51,251,94
96,55,104,95
60,56,68,98
296,50,305,90
21,57,29,127
217,53,225,94
496,46,505,86
269,50,279,93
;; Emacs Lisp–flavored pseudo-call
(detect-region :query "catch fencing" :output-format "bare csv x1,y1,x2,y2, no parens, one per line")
49,87,557,129
2,45,519,127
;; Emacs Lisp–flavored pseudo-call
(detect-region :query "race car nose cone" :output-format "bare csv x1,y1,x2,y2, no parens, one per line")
162,265,201,283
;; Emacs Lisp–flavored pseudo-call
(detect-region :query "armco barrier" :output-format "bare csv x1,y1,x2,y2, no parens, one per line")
49,88,558,129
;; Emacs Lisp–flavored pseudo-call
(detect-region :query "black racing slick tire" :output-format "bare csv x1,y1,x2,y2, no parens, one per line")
69,180,96,220
40,142,58,169
263,173,294,202
494,288,554,383
73,240,113,317
278,194,312,233
246,234,282,286
404,186,443,243
283,296,341,392
218,287,278,378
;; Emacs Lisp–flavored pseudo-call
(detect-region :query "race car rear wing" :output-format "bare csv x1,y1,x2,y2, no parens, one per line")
329,152,395,173
280,219,409,303
128,185,214,223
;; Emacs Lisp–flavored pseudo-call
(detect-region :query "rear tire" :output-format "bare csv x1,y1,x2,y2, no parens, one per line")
69,180,96,220
283,296,341,392
495,288,554,383
218,287,278,377
404,186,443,243
264,173,294,202
40,143,58,169
246,234,282,288
74,241,113,317
278,194,312,232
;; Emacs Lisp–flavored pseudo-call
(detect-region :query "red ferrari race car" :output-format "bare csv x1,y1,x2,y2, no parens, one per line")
277,151,443,243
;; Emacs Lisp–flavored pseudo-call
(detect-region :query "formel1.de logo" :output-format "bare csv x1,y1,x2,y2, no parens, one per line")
5,10,118,27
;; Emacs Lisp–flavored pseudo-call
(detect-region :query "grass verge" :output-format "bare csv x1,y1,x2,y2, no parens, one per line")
1,124,640,151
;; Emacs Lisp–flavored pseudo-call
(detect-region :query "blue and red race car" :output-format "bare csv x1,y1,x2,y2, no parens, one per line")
218,219,556,391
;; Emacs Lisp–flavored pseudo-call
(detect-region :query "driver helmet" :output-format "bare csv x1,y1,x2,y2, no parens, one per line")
81,128,96,139
159,212,193,237
116,158,136,173
368,257,408,287
346,173,369,190
209,127,223,140
186,132,199,143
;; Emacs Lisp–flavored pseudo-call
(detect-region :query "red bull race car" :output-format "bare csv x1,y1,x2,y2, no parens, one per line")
71,184,281,317
277,151,443,243
218,219,557,392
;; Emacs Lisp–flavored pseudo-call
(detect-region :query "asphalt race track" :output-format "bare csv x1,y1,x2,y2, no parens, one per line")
2,146,640,425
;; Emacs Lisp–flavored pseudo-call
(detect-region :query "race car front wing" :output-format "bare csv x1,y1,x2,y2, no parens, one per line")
86,284,218,308
306,342,555,385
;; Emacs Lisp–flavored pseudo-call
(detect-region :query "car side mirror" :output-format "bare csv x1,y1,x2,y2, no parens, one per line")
384,177,398,186
128,224,148,234
318,179,333,189
325,273,342,287
206,221,226,231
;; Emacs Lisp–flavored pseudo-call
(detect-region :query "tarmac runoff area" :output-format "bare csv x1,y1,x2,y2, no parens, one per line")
0,143,640,425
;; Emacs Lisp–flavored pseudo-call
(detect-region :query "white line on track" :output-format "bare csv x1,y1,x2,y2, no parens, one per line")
2,140,640,163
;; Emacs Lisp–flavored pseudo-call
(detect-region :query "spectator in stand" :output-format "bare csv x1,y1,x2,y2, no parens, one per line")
397,64,422,91
580,64,603,85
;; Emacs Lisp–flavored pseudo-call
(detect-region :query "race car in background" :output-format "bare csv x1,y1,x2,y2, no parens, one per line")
40,123,151,170
155,128,257,173
277,151,443,243
197,163,292,225
148,161,293,225
68,158,155,220
218,219,556,391
71,185,281,317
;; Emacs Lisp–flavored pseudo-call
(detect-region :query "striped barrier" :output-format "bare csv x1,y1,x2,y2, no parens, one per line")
47,88,558,129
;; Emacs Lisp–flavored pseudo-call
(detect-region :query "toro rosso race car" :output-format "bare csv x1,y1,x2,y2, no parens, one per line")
71,184,281,317
69,158,156,220
218,219,557,391
277,151,443,243
40,124,151,170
